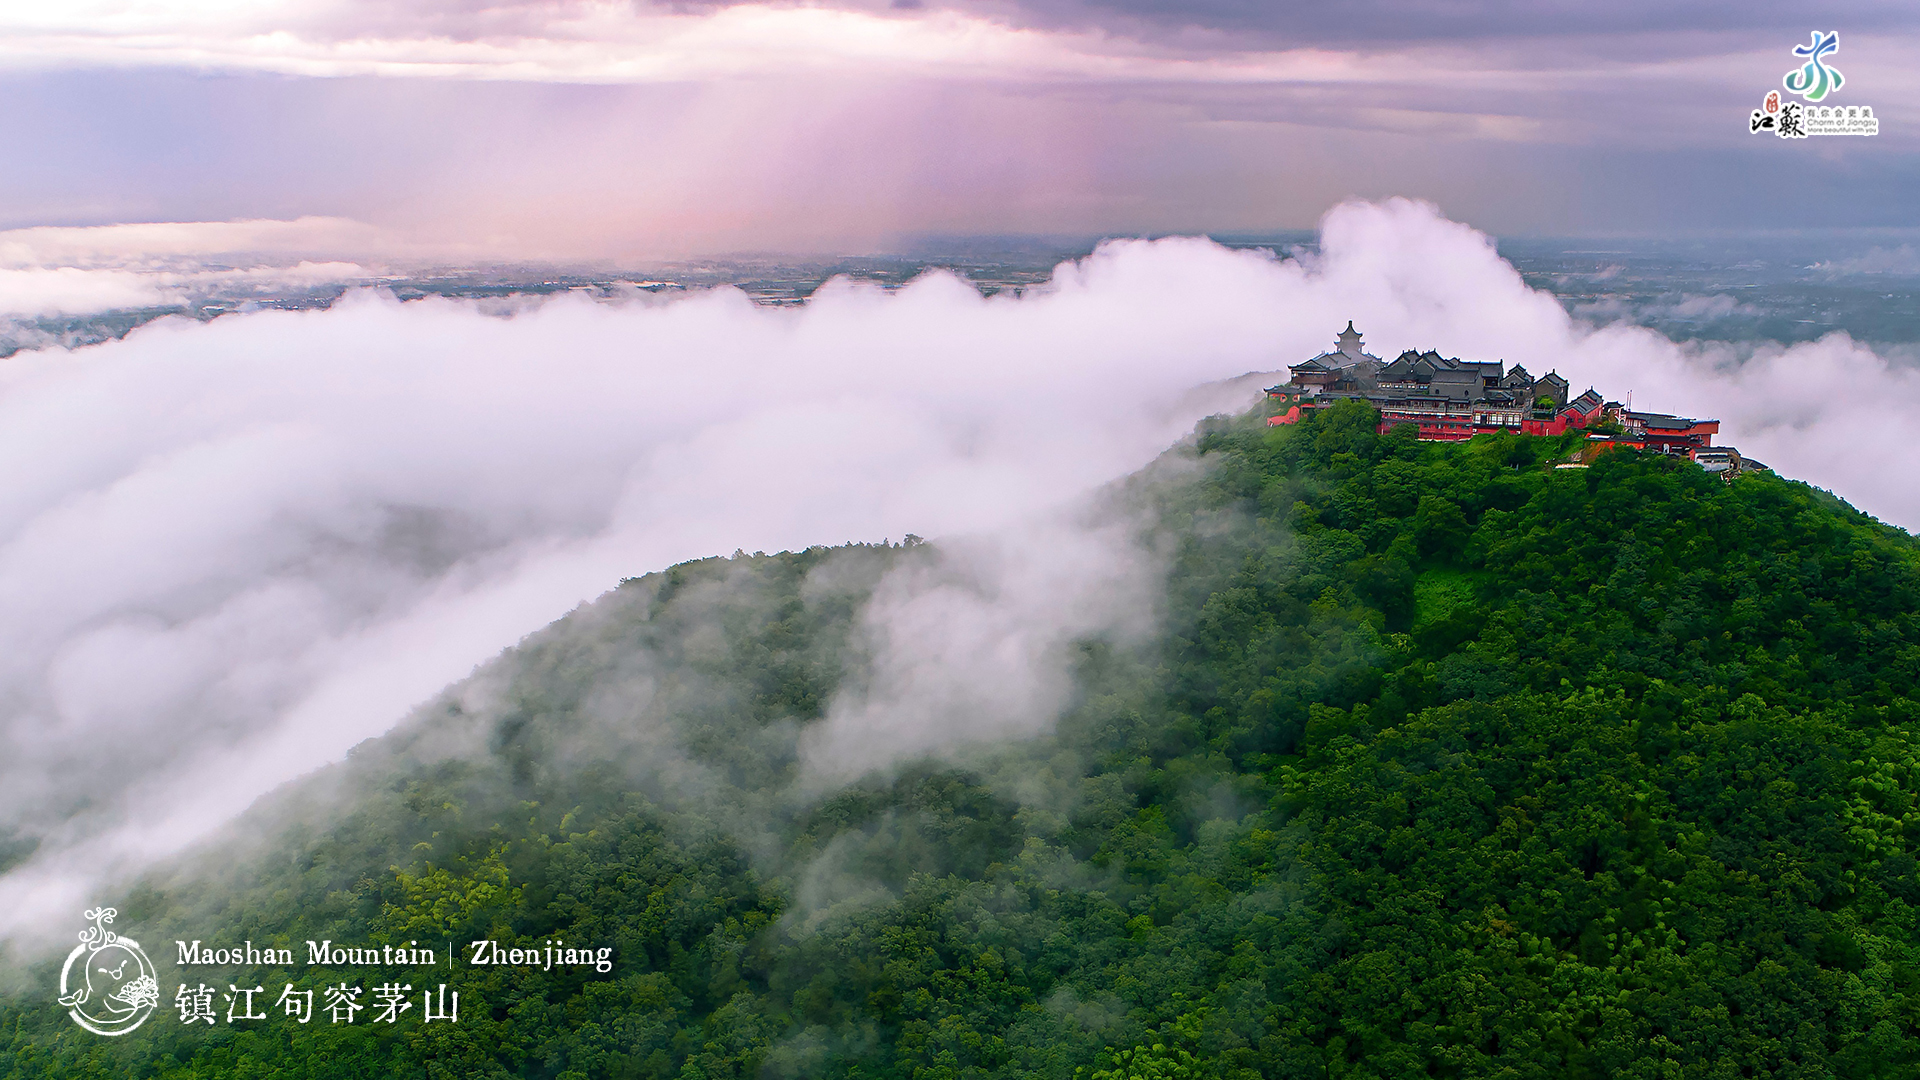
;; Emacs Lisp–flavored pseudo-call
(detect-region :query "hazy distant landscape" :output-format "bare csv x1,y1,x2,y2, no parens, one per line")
9,232,1919,362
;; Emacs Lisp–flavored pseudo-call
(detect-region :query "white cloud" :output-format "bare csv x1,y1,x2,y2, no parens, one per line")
0,198,1914,950
1812,244,1920,276
0,267,176,316
0,262,376,319
0,217,386,320
0,244,1283,943
0,217,383,268
0,218,385,324
799,512,1161,785
0,1,1382,83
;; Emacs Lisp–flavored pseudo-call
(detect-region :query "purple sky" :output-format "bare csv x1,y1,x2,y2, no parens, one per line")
0,1,1915,259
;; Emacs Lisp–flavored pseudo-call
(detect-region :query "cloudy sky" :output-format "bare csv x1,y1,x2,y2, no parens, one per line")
1,0,1915,259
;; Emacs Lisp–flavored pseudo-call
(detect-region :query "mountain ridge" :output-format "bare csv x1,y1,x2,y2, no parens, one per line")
5,401,1919,1079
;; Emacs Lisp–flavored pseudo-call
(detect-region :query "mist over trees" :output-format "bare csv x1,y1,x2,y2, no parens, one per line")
5,401,1920,1078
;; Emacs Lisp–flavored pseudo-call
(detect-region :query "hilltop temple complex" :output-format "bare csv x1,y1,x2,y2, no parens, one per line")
1266,322,1764,475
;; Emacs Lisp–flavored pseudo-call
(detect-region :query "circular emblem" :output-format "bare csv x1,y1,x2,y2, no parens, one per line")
57,907,159,1036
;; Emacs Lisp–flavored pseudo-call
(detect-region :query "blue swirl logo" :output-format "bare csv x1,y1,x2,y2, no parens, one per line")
1784,31,1844,102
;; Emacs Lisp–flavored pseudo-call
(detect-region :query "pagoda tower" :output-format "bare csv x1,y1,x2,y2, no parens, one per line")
1335,320,1365,359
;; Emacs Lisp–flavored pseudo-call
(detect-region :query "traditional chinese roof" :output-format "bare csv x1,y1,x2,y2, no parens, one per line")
1635,413,1707,431
1383,351,1446,379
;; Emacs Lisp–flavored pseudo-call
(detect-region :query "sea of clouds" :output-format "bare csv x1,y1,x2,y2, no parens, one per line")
0,197,1916,948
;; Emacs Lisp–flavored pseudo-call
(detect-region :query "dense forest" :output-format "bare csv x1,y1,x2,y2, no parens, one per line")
5,400,1920,1079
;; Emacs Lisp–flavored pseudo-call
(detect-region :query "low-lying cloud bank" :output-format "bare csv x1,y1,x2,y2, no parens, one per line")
0,197,1915,948
0,262,372,318
0,217,383,319
1813,244,1920,277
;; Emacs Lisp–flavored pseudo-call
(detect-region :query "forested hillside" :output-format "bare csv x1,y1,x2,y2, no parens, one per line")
6,400,1920,1079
